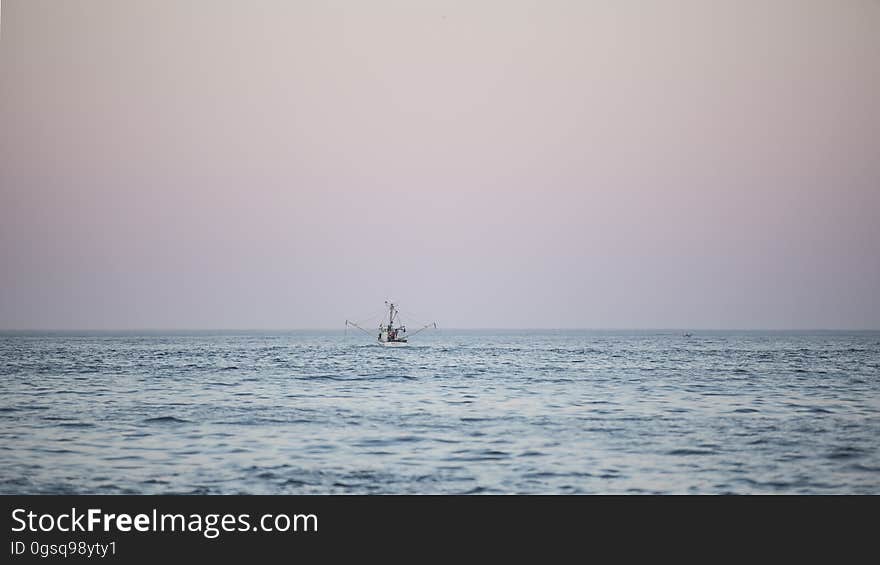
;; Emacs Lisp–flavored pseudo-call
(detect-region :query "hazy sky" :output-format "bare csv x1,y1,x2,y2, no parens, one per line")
1,1,878,329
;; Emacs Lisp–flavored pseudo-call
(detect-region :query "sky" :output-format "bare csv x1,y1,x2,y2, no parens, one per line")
1,0,878,330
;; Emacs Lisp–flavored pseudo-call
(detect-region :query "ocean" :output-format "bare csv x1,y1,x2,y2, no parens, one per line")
1,330,878,494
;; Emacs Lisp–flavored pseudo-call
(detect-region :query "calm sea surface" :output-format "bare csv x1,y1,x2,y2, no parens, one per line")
1,330,878,494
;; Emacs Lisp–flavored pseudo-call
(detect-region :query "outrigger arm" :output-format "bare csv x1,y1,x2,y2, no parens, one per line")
345,319,375,337
405,322,438,339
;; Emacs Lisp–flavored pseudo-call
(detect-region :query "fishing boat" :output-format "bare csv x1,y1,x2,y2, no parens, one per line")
345,301,437,345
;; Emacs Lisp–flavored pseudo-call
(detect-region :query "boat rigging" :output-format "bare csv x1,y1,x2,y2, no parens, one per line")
345,301,437,345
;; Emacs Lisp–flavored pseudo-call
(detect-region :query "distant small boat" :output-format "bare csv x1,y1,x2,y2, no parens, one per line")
683,332,693,338
346,301,437,345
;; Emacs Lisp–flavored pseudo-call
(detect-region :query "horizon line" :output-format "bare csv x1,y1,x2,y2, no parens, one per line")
1,327,879,333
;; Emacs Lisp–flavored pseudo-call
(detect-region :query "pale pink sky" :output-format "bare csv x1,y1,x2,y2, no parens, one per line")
1,1,878,329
